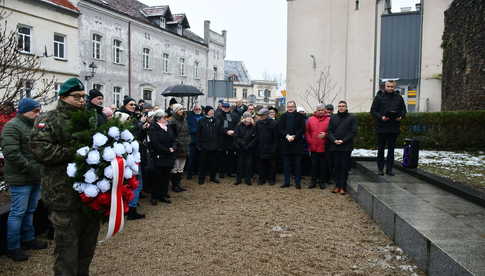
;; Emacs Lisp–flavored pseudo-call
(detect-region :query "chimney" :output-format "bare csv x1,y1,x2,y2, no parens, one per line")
415,3,421,11
204,20,210,45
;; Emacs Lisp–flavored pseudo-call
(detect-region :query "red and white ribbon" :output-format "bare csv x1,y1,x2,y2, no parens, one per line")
100,156,125,242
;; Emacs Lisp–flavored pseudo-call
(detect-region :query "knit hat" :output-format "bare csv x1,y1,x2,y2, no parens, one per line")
325,104,334,110
204,105,214,114
59,78,85,96
242,111,252,119
18,98,40,113
221,102,230,108
172,103,185,113
123,96,135,106
88,89,103,101
169,98,178,105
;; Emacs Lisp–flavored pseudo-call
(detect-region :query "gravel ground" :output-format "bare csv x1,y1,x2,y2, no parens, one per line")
0,175,423,276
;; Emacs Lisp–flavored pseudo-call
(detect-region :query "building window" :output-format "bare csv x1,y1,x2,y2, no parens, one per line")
355,0,360,10
54,34,65,59
92,34,102,59
177,25,183,35
258,90,264,97
113,86,122,107
54,83,62,93
113,39,123,64
233,88,237,98
243,89,248,99
18,80,33,98
143,89,152,101
213,66,217,80
160,17,166,28
17,25,32,53
163,53,169,73
179,57,185,76
93,83,103,92
194,62,199,79
143,48,150,69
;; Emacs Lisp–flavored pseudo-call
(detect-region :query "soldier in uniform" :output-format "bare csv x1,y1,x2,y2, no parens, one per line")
31,78,100,276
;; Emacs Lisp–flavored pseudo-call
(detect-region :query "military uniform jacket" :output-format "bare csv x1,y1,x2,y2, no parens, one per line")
30,101,81,211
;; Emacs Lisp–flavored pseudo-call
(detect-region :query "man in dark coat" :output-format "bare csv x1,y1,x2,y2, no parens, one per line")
2,98,46,261
196,106,220,184
370,80,407,176
186,104,204,179
327,101,357,194
255,108,278,185
278,100,306,189
215,102,239,178
86,89,108,127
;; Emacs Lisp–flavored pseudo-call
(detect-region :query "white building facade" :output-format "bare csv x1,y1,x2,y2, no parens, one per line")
78,0,226,108
287,0,452,112
2,0,81,108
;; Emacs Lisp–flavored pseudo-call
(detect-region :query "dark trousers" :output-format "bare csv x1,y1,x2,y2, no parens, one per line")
237,151,253,181
258,157,276,182
219,150,237,176
377,133,399,172
283,154,302,185
326,151,335,182
199,150,218,180
50,210,100,276
151,167,170,200
187,143,200,175
311,152,329,183
333,151,352,191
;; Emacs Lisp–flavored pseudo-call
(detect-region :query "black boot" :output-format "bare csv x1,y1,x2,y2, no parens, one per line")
386,170,395,176
245,178,252,185
6,248,28,262
127,207,146,220
210,176,220,183
319,180,327,190
171,174,183,192
295,182,301,189
258,178,265,185
177,173,187,191
198,177,205,185
234,175,242,185
308,178,317,189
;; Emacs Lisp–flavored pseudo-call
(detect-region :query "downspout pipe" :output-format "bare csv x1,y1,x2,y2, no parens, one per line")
128,21,132,97
372,0,380,97
416,0,425,112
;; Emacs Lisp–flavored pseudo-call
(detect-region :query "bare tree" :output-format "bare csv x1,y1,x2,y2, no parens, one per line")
0,8,55,107
303,66,338,111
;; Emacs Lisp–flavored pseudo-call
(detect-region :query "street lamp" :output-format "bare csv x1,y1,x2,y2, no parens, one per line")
85,62,97,81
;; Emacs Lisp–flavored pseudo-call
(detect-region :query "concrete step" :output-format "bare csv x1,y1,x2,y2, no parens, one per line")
349,161,485,276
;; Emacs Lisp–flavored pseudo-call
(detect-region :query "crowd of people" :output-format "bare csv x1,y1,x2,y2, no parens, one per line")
0,77,406,275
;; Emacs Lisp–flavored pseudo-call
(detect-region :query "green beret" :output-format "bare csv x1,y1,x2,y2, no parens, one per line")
59,78,85,96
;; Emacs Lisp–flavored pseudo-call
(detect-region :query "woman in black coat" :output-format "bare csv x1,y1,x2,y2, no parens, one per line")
148,110,176,205
327,101,357,195
234,112,257,185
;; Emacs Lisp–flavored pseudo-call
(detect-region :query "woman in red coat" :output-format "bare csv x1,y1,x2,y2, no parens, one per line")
305,104,331,189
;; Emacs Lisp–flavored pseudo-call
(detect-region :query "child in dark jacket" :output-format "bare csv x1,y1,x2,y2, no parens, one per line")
234,112,257,185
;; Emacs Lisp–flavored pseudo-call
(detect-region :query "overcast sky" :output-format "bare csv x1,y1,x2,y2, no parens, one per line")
139,0,419,81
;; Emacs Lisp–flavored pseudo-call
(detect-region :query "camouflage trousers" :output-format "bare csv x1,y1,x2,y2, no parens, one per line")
49,210,100,276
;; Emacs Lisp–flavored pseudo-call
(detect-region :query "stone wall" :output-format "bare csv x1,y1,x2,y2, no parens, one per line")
442,0,485,111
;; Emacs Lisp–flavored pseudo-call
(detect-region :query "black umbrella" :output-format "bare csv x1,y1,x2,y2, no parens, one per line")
161,84,203,97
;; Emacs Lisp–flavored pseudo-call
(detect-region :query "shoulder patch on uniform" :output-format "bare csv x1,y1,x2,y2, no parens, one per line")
36,122,46,129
